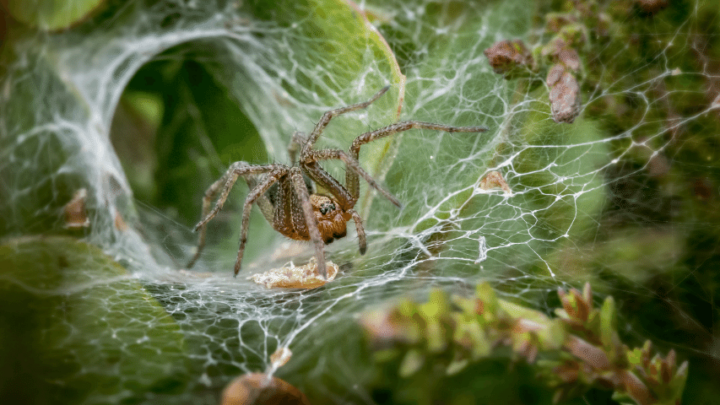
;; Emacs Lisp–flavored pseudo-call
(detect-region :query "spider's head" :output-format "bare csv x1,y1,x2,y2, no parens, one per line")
310,195,350,244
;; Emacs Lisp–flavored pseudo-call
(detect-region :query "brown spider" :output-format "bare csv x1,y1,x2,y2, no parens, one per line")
187,86,487,278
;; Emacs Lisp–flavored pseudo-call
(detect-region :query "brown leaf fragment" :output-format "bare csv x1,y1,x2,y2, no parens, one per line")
114,210,128,231
547,64,581,123
558,48,581,71
483,40,533,78
222,373,311,405
545,13,575,33
543,38,581,72
479,171,512,194
64,189,89,228
270,347,292,369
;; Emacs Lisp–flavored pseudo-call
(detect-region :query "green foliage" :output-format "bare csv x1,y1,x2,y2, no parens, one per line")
0,236,187,403
2,0,107,31
362,284,688,405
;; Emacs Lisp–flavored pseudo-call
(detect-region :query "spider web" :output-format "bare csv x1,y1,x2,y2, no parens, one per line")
1,0,718,403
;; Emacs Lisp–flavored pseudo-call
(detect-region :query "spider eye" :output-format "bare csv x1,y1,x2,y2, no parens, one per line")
320,203,335,215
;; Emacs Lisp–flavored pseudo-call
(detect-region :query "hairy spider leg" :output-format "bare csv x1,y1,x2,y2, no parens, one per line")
245,173,275,224
287,131,307,164
303,149,401,208
233,169,288,276
289,167,328,278
272,174,304,238
346,121,488,200
301,162,354,208
187,162,285,269
348,209,367,254
301,86,390,156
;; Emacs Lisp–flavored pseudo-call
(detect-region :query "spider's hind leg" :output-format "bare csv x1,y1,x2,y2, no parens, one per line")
233,168,287,276
289,167,328,279
349,209,367,254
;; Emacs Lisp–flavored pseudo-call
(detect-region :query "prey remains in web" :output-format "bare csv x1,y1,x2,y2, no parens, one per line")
187,86,487,279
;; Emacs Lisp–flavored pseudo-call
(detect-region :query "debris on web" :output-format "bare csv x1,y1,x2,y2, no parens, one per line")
479,171,512,194
248,257,338,289
483,39,534,79
64,188,90,229
269,347,292,369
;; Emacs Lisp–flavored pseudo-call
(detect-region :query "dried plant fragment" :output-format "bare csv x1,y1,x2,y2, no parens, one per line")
270,347,292,369
479,171,512,194
483,40,534,78
545,13,576,33
542,38,581,71
547,64,581,123
557,48,581,71
64,189,90,228
222,373,311,405
114,210,128,231
248,257,338,289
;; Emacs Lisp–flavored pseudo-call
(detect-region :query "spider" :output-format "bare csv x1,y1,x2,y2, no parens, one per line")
186,86,487,278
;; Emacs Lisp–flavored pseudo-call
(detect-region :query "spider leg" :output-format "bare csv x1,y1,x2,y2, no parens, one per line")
245,173,275,224
287,131,307,164
348,209,367,255
193,163,284,231
187,162,284,269
346,121,488,200
290,167,328,279
301,162,354,210
302,86,390,155
234,168,288,276
304,149,401,208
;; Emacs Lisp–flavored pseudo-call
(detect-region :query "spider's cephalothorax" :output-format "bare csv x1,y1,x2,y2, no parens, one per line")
187,86,487,278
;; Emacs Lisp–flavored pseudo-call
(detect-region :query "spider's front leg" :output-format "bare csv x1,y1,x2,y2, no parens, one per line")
288,167,329,278
345,121,488,200
304,149,401,208
302,86,390,155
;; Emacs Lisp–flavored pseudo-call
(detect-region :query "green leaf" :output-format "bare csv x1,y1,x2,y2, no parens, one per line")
0,236,187,403
399,349,425,377
3,0,107,31
445,357,469,375
600,296,616,351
